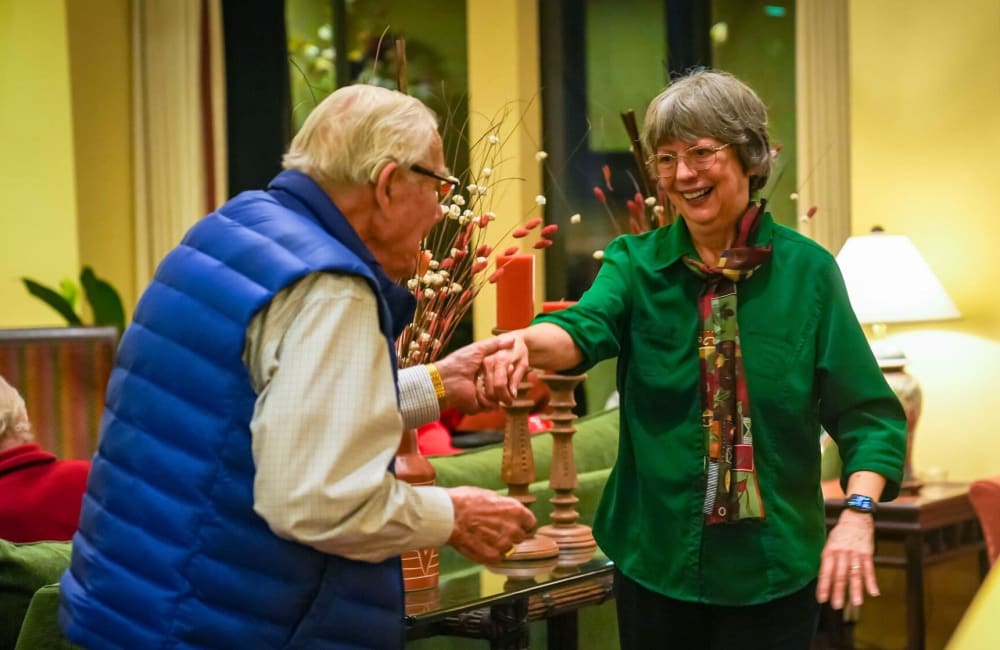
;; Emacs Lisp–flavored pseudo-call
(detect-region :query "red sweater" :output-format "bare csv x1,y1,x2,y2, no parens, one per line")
0,443,90,542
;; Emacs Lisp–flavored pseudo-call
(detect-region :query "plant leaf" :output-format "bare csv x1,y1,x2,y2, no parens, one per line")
22,278,84,326
58,279,78,310
80,266,126,331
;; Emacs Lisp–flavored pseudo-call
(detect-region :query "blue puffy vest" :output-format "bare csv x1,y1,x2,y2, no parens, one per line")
59,170,417,649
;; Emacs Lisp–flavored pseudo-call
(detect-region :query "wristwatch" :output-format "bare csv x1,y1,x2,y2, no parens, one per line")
845,493,877,514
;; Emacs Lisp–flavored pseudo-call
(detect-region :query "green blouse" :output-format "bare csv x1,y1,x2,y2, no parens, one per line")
533,213,905,606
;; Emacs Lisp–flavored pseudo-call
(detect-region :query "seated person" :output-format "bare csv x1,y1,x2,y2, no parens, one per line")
0,375,89,542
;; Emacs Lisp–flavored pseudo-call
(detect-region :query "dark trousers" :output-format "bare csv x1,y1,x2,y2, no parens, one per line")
613,569,820,650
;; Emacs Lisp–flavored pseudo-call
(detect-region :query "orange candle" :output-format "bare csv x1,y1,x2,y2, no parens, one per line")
495,254,535,330
542,300,577,313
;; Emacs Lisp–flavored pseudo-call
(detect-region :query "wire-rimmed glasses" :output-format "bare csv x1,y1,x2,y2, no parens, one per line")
654,143,730,179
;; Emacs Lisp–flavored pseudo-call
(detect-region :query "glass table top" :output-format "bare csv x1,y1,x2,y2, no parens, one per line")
404,545,613,624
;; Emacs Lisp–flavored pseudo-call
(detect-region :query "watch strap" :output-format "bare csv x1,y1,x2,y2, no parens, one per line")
845,493,877,514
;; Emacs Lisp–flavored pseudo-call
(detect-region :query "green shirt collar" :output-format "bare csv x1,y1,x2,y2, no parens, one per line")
649,210,776,270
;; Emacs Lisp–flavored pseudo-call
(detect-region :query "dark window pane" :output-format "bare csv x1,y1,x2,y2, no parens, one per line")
712,0,797,228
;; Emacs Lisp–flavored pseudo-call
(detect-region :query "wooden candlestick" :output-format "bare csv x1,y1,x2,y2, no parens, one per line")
536,373,596,562
499,369,558,561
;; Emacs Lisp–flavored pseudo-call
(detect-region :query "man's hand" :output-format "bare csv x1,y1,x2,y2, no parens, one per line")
435,337,521,413
446,486,537,565
816,510,879,609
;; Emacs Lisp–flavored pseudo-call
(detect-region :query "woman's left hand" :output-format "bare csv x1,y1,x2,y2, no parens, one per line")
815,510,879,609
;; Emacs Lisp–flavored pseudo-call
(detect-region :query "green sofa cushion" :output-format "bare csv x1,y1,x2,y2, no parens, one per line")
15,585,80,650
0,540,71,650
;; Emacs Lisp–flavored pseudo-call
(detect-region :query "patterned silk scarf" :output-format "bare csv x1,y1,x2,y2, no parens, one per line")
682,201,772,525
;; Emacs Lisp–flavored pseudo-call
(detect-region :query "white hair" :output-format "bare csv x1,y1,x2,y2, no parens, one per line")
282,84,440,187
0,375,32,446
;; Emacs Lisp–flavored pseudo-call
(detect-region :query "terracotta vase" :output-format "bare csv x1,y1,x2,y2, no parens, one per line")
395,428,440,591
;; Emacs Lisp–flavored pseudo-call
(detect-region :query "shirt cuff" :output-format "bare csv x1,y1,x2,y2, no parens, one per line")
399,365,440,430
409,485,455,549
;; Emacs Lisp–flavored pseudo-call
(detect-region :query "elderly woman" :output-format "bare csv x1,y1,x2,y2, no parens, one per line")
0,375,89,542
486,70,905,649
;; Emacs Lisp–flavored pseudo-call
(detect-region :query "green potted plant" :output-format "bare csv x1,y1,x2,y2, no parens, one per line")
22,266,125,332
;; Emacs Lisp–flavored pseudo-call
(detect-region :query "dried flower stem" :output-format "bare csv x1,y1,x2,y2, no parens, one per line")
397,105,556,368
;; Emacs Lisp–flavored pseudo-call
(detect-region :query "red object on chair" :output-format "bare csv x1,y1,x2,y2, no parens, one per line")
417,420,461,456
969,476,1000,566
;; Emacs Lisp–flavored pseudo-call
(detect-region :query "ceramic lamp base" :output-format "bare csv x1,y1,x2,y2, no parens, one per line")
879,357,923,497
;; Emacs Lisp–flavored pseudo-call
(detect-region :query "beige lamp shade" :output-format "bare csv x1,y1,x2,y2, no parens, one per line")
836,228,959,495
835,230,960,325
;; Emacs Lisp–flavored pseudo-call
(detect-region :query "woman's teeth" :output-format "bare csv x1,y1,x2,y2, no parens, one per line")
683,187,712,200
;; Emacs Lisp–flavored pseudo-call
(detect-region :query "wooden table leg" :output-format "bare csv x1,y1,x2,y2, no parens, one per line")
904,532,925,650
488,598,530,650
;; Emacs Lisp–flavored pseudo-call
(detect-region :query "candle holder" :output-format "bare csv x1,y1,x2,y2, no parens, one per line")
487,555,559,589
536,373,596,559
497,362,559,561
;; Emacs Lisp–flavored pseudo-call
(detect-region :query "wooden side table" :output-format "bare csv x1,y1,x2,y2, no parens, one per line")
825,483,988,650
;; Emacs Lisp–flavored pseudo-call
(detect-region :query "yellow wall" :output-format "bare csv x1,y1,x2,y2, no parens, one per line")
0,0,133,327
850,0,1000,482
65,0,135,315
0,0,80,326
467,0,543,341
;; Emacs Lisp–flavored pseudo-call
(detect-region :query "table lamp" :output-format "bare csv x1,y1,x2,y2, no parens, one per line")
835,227,960,494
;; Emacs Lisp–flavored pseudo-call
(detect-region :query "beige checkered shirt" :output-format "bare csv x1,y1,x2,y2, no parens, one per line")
244,273,453,562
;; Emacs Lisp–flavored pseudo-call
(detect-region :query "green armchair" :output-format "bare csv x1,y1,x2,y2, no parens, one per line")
0,539,78,650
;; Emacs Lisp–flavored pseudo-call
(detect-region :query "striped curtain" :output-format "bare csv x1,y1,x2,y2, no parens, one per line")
132,0,228,290
0,328,118,460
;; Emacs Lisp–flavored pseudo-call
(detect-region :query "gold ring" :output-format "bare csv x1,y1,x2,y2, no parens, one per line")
850,564,862,571
504,547,516,559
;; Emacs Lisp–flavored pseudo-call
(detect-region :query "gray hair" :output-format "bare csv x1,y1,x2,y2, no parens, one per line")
0,375,32,446
282,84,440,187
643,70,771,192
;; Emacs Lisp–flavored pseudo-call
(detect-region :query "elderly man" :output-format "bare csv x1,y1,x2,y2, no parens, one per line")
59,85,535,649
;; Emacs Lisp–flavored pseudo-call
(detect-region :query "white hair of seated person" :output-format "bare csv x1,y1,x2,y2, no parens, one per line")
0,375,33,449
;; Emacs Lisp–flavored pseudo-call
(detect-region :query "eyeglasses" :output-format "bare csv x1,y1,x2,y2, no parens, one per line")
654,143,730,178
410,164,459,200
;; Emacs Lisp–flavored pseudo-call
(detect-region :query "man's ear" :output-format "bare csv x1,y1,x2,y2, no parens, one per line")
373,161,399,214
